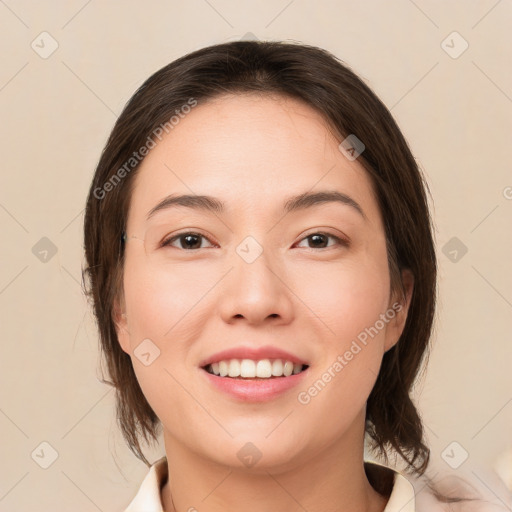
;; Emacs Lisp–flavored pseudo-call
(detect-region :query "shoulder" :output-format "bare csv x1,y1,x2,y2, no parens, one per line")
366,457,512,512
405,463,512,512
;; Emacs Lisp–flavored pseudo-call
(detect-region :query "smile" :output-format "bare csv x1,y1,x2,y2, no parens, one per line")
201,359,310,402
203,358,309,379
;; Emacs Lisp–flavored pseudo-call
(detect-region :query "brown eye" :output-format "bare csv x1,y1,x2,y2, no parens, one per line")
295,232,348,250
161,232,214,250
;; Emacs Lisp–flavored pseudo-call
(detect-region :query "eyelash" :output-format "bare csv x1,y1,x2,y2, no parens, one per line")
160,230,349,251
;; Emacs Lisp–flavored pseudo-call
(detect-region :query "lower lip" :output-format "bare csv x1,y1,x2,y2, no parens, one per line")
201,368,309,402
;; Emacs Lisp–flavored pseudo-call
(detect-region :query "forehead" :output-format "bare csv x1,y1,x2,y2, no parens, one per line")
126,93,380,229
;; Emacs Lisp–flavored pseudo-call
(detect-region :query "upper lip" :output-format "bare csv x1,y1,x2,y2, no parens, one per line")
199,345,309,367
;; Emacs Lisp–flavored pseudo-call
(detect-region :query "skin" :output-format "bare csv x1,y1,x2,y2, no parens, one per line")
114,92,414,512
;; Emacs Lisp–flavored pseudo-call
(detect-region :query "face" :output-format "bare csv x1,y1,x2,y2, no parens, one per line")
115,93,412,472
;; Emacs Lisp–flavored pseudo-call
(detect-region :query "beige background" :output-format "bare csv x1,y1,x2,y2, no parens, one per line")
1,0,511,510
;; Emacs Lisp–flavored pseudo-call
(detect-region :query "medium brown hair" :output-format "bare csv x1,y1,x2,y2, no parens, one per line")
83,40,436,476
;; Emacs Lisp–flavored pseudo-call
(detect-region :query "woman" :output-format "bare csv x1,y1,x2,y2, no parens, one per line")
82,40,511,511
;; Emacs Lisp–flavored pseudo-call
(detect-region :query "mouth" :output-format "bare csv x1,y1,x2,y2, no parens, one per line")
202,359,310,379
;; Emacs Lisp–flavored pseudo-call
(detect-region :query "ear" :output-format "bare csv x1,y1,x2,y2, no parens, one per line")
383,269,414,352
112,293,131,355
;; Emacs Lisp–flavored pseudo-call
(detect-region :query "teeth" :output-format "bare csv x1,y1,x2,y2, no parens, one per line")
241,359,256,378
256,360,272,378
219,360,229,377
206,359,306,378
271,359,283,376
228,359,241,377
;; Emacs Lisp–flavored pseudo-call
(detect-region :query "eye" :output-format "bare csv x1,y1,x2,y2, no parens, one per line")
161,231,216,250
295,231,349,250
160,230,349,251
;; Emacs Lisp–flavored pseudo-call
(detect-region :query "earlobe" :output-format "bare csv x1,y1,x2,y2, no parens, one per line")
384,269,414,352
113,297,131,354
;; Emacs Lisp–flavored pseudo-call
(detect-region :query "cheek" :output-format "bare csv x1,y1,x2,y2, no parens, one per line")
121,258,204,423
292,250,391,414
122,255,214,343
295,254,391,346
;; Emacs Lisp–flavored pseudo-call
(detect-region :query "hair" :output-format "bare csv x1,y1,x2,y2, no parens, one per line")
83,40,437,483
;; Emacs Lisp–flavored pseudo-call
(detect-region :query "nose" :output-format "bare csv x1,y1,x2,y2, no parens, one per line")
218,247,295,326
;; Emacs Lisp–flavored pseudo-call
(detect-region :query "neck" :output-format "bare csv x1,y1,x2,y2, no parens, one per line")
160,413,390,512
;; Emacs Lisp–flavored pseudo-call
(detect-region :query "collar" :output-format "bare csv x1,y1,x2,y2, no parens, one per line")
124,457,416,512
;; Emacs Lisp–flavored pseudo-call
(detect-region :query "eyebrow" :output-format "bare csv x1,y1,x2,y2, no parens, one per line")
146,190,366,221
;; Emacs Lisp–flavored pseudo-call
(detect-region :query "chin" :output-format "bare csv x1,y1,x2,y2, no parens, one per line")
196,433,309,473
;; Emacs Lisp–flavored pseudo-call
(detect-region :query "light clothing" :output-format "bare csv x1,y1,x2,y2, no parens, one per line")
124,456,512,512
